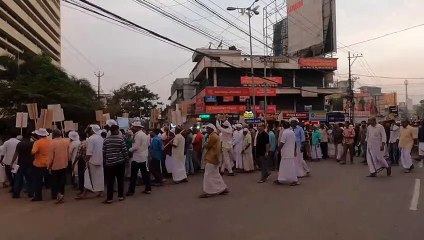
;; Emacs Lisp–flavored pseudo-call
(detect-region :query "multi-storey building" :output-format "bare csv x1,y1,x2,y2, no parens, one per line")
0,0,61,64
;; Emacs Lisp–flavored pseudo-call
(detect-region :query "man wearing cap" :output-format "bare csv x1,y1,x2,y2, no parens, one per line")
290,118,311,178
0,134,21,191
242,128,254,172
200,123,228,198
366,117,391,177
171,127,188,183
216,120,234,176
78,125,104,199
48,129,70,203
105,119,121,137
31,128,51,201
232,124,244,171
127,121,152,195
275,121,299,186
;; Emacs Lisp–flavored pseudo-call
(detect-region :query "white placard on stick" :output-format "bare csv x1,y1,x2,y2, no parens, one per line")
48,104,64,122
64,121,75,132
26,103,38,120
16,112,28,128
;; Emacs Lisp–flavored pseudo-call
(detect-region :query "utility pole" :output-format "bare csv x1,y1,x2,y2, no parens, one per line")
94,71,104,98
347,51,362,123
405,79,409,119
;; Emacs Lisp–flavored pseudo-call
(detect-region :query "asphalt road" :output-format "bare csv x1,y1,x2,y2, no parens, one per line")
0,159,423,240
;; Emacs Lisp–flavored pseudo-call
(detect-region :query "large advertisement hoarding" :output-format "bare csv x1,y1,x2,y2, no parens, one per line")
287,0,324,55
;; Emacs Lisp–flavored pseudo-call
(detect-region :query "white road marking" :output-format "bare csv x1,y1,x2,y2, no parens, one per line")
409,179,421,211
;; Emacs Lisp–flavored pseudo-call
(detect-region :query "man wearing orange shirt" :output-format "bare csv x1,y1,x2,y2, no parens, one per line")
31,128,51,201
48,130,70,203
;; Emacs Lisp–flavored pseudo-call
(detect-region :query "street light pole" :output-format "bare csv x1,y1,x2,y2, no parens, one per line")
227,0,260,117
248,13,256,117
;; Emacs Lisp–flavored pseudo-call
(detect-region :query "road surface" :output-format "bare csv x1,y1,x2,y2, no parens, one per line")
0,159,422,240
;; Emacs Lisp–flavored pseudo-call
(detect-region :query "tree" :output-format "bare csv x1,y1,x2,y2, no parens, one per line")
0,53,101,132
415,100,424,119
107,83,162,118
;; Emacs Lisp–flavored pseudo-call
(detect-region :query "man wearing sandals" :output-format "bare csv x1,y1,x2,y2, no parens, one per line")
200,124,228,198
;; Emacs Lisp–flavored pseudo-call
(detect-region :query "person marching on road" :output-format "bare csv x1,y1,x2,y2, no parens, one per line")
171,127,188,184
232,124,244,171
290,118,310,178
399,120,415,173
275,121,299,186
242,128,255,172
200,124,228,198
256,123,270,183
366,118,391,177
216,120,235,176
48,130,70,204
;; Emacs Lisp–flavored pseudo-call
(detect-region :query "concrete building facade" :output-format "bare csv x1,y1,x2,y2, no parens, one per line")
0,0,61,64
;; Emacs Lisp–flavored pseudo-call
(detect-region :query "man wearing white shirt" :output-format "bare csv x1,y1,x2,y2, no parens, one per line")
0,135,21,190
366,118,391,177
127,121,151,195
216,120,235,176
388,120,400,166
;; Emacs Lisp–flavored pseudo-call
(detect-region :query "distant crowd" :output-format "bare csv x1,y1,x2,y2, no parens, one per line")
1,117,423,204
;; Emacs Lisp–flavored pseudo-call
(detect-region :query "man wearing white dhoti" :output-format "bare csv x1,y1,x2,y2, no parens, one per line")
242,128,254,172
275,121,299,186
161,125,175,177
77,125,104,199
366,118,391,177
200,124,228,198
399,120,415,173
290,118,310,178
233,124,244,171
171,127,188,184
216,120,235,176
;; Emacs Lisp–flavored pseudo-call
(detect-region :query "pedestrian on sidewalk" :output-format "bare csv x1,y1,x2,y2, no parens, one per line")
399,120,415,173
127,121,151,196
275,121,299,186
200,123,228,198
366,118,391,177
103,125,128,204
256,123,270,183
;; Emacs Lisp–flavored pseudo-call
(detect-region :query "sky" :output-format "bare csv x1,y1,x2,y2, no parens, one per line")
61,0,424,104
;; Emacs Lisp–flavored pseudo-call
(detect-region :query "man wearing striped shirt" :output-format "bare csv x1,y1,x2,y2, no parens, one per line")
103,125,128,204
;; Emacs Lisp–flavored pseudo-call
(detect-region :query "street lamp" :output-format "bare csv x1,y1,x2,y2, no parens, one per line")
227,0,260,117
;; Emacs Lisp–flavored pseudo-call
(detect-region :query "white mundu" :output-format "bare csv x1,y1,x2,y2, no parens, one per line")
366,124,389,173
216,121,234,174
278,129,298,183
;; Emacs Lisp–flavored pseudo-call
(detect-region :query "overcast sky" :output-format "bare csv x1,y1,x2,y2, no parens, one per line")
61,0,424,104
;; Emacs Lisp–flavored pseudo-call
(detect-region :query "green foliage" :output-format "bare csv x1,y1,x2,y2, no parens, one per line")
106,83,162,118
415,99,424,119
0,53,100,131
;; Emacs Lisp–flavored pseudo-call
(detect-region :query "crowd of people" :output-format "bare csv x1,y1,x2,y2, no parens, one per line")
1,117,423,204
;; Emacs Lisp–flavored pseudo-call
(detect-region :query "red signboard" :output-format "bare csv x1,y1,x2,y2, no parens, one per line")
239,96,249,102
299,58,337,70
204,87,276,97
282,112,309,120
223,96,234,102
206,105,277,114
240,76,283,86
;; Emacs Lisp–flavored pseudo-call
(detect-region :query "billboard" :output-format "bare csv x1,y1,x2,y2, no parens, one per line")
240,76,283,86
299,58,337,70
206,105,277,114
204,87,277,97
284,0,336,57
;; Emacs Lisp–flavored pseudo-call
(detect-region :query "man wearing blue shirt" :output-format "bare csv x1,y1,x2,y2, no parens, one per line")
149,129,164,186
290,118,311,177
